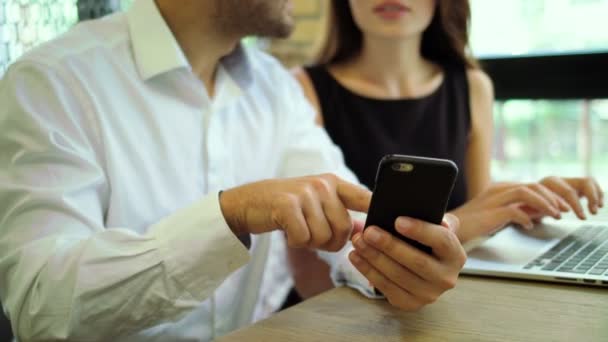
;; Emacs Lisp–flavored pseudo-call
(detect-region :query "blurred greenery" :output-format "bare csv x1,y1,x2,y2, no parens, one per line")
121,0,132,10
491,100,608,188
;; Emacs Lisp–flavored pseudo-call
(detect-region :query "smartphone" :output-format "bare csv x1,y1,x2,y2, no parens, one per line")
364,154,459,254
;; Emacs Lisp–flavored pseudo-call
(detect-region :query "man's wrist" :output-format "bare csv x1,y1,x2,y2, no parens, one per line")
219,189,250,247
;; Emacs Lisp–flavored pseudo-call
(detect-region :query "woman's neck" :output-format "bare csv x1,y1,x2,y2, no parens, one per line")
332,34,442,99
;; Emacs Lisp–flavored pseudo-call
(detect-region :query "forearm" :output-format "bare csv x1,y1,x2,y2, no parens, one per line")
448,206,478,243
1,194,250,341
287,247,334,298
312,211,381,298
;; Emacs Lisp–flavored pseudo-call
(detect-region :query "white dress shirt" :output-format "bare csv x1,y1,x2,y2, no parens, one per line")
0,0,375,341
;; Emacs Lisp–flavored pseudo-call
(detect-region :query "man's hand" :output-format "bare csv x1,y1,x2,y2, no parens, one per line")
219,174,371,251
349,214,466,311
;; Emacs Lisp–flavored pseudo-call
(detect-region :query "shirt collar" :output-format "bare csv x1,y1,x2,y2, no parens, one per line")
127,0,253,88
127,0,190,80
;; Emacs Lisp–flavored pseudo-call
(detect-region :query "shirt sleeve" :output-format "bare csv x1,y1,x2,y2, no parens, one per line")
276,72,379,299
0,61,250,341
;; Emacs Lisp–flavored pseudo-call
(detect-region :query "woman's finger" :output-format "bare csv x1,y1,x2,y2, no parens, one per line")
527,183,560,210
494,205,534,230
593,178,604,208
578,178,600,214
543,177,586,220
497,186,560,219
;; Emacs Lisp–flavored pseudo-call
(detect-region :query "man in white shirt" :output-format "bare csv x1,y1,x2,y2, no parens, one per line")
0,0,466,340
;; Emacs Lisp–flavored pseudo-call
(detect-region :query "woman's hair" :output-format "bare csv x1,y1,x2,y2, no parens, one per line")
316,0,478,69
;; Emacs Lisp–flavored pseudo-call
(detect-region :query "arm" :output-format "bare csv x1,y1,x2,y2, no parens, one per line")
452,69,603,243
281,70,379,297
0,62,250,340
288,67,339,298
291,67,324,126
464,69,495,198
449,69,540,242
281,73,467,309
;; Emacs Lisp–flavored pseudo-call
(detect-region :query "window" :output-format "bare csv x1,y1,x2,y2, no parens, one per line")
470,0,608,57
492,99,608,182
0,0,79,75
0,1,135,76
470,0,608,192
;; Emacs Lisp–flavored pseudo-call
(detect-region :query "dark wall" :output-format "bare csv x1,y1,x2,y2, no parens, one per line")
77,0,118,21
481,52,608,100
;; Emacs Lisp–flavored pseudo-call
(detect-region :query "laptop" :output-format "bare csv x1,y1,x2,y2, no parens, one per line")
462,215,608,287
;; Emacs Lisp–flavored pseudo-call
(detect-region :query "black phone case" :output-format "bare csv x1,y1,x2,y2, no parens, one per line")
364,155,459,254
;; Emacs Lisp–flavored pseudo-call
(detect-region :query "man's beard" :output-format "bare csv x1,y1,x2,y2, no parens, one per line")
216,0,294,39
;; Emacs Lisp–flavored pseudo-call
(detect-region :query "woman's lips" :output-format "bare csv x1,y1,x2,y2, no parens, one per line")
373,1,411,20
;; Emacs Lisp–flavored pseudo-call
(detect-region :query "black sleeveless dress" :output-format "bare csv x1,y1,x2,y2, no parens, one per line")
305,65,471,210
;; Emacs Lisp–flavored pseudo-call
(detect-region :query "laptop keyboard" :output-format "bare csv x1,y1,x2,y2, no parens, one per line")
524,225,608,276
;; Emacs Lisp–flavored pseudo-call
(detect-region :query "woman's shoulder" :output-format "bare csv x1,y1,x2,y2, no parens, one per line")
291,66,313,89
291,65,331,85
465,68,494,100
290,66,323,121
464,67,495,135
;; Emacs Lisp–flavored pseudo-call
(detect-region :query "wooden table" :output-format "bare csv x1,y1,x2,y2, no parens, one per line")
218,276,608,342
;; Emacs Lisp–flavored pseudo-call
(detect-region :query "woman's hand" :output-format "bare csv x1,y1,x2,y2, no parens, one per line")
452,177,604,243
539,176,604,219
451,182,565,243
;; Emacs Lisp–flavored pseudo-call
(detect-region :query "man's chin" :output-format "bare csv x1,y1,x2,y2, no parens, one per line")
274,23,295,39
256,21,294,39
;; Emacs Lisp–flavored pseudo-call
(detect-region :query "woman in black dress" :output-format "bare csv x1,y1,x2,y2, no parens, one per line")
287,0,604,301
